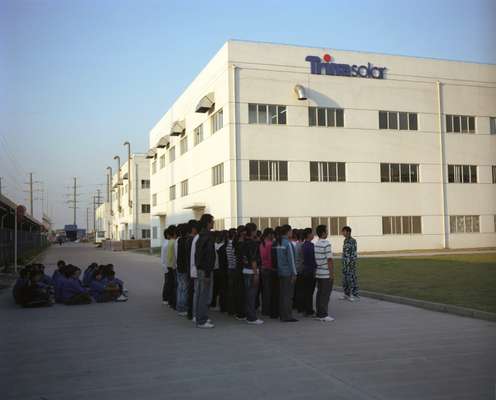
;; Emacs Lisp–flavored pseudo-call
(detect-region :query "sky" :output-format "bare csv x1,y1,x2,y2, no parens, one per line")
0,0,495,229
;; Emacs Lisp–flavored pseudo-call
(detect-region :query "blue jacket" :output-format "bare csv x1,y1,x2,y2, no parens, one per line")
89,280,106,302
60,278,87,302
275,236,296,277
54,275,67,303
41,274,53,286
102,277,123,290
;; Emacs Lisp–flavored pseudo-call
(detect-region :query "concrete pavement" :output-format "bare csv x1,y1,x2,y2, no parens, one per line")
1,243,495,400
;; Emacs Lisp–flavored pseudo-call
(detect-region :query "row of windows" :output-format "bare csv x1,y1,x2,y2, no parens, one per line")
382,216,422,235
450,215,480,233
151,109,224,174
310,162,346,182
249,160,288,181
448,165,477,183
249,105,496,134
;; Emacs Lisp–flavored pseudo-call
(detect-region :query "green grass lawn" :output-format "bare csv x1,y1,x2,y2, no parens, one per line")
334,253,496,313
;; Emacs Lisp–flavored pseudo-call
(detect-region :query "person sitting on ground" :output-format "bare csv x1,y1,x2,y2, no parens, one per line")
82,263,99,287
60,265,92,305
13,267,30,305
102,270,127,301
90,270,122,302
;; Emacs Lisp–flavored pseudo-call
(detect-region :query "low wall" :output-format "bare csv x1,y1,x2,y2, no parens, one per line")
102,240,150,251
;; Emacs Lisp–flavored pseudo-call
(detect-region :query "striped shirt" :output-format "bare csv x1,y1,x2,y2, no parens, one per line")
314,238,332,279
226,240,236,270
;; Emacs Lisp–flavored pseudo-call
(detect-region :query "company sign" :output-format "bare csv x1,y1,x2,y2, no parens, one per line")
305,53,386,79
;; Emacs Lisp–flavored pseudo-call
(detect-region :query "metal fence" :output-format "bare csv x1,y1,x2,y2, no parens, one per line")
0,227,48,268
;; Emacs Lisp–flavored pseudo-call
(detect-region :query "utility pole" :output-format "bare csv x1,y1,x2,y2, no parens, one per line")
66,177,80,226
86,207,90,233
24,173,41,216
93,189,103,233
0,176,2,195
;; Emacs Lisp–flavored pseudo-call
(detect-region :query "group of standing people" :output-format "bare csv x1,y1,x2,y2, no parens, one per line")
161,213,359,329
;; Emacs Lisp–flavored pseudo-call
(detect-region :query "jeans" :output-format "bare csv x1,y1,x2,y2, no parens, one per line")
211,269,228,312
301,272,316,315
316,278,333,318
176,272,189,312
192,278,198,319
293,273,304,312
195,270,212,325
227,269,237,315
244,274,259,322
279,276,295,321
187,276,195,319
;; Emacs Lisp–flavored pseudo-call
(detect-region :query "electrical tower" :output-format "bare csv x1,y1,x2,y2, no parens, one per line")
66,177,81,226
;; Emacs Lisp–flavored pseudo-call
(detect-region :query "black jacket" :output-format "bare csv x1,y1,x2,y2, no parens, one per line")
195,229,216,277
176,236,190,274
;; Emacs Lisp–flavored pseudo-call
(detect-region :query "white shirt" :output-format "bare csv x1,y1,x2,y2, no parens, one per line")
314,238,332,279
160,239,169,274
190,234,199,278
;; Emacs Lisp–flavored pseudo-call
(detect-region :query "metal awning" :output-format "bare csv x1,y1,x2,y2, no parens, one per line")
183,203,206,210
155,134,170,149
122,172,128,180
195,92,215,113
146,148,157,159
170,120,185,136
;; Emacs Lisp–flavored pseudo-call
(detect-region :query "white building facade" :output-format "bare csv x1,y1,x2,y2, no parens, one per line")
148,40,496,251
109,154,151,240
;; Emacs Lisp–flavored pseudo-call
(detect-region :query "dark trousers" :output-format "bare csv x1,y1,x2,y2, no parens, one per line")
162,272,168,301
64,292,92,305
233,268,246,318
316,278,333,318
244,274,259,322
302,272,316,315
166,268,177,309
293,273,304,312
210,269,228,312
279,276,295,321
187,275,195,319
261,269,279,318
227,269,237,315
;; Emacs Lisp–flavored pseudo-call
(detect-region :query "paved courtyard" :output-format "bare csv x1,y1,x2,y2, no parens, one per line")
1,243,495,400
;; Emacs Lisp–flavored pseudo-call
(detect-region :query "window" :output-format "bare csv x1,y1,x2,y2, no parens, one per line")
311,216,347,236
382,216,422,234
142,229,151,239
448,164,477,183
446,115,475,133
141,204,150,213
309,161,346,182
250,217,289,230
308,107,344,127
214,219,225,230
152,193,157,206
159,154,165,169
151,160,157,174
212,163,224,186
152,226,158,239
380,163,419,182
379,111,418,130
490,117,496,135
249,104,287,125
194,124,203,145
181,179,188,197
141,179,150,189
169,146,176,162
249,160,288,181
493,166,496,183
450,215,480,233
169,185,176,200
211,108,223,133
180,137,188,155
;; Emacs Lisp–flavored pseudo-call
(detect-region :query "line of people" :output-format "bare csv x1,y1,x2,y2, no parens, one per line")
161,214,359,328
13,260,128,307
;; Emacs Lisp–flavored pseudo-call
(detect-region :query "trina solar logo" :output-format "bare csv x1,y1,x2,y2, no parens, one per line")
305,53,386,79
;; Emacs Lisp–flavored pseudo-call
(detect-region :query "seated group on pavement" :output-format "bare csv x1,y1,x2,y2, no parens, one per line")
13,260,128,307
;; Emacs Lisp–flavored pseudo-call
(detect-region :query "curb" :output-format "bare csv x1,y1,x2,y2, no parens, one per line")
350,289,496,322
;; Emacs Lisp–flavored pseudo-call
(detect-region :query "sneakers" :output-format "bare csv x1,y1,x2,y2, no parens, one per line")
247,319,264,325
282,318,298,322
235,316,247,321
162,301,168,305
340,295,350,301
197,321,215,329
348,296,356,302
177,311,188,316
320,316,335,322
116,294,128,302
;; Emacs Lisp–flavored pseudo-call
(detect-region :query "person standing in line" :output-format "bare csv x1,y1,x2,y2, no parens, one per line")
301,228,317,317
341,226,359,301
276,224,298,322
188,220,200,321
291,229,304,313
166,225,177,309
314,225,335,322
160,228,170,305
211,231,228,312
226,228,238,317
195,214,216,328
259,228,278,318
176,224,191,316
240,222,264,325
233,225,247,320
